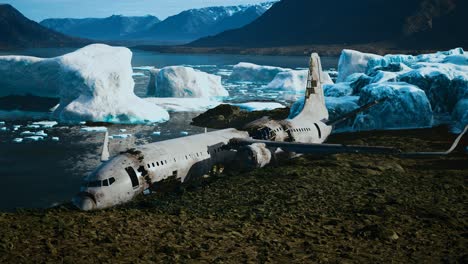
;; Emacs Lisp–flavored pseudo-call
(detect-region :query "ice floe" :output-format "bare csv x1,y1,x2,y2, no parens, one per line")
13,138,23,143
52,137,60,141
326,48,468,131
148,66,228,98
80,127,108,133
146,98,222,112
233,102,285,111
0,44,169,124
109,134,132,139
229,63,290,83
24,136,44,141
32,121,58,128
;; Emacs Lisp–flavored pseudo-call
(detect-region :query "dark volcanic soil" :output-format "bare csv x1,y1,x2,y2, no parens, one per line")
0,127,467,263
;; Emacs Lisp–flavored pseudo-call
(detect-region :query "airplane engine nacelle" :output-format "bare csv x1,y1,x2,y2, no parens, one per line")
236,143,272,170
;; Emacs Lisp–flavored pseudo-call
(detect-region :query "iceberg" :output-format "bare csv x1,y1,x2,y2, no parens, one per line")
233,102,285,111
80,127,108,132
51,137,60,141
34,130,48,137
337,49,383,82
0,44,169,124
152,131,161,136
353,82,433,130
149,66,228,98
145,98,222,112
229,63,290,83
20,131,35,136
24,136,44,141
13,138,23,143
109,134,132,139
0,127,7,131
266,70,308,91
180,131,189,136
32,121,58,128
452,99,468,132
0,121,4,125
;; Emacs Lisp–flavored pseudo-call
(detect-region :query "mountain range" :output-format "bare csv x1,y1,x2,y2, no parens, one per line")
40,15,161,42
40,2,276,44
190,0,468,49
0,4,86,50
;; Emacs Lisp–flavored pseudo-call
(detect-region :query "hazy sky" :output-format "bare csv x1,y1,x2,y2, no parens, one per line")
4,0,271,21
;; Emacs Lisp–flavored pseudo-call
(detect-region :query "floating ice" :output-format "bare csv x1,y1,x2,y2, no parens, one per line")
34,130,48,137
0,121,4,125
146,98,222,112
13,125,20,131
51,137,60,141
24,136,44,141
119,129,127,132
180,131,189,136
0,127,7,131
337,49,383,82
152,131,161,136
32,121,58,128
0,44,169,124
26,124,41,129
229,63,290,83
353,82,433,130
266,70,308,91
20,131,35,136
80,127,108,132
233,102,285,111
109,134,132,139
452,99,468,132
149,66,228,98
13,138,23,143
132,72,145,77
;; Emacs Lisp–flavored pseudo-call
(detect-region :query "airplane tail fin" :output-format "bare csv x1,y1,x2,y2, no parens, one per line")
101,131,110,162
292,53,329,121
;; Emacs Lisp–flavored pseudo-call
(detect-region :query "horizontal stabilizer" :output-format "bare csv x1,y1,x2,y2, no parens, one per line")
229,125,468,157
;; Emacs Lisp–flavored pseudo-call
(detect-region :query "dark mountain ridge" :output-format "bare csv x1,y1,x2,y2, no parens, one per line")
190,0,467,49
0,4,86,49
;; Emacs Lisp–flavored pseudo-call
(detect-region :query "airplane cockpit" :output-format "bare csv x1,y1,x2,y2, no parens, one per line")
73,155,144,210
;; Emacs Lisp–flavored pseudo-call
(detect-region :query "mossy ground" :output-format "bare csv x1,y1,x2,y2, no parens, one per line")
0,127,466,263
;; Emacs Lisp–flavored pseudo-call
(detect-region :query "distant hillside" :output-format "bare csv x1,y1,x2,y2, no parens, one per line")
128,2,276,44
0,4,85,49
190,0,467,49
40,15,161,41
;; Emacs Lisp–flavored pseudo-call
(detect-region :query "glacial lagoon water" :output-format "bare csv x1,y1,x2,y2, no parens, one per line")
0,48,339,211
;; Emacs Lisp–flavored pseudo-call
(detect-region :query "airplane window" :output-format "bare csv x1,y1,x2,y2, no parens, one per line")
102,179,109,186
109,177,116,185
174,158,176,162
156,161,159,166
152,163,155,167
185,155,188,159
161,161,164,165
196,153,199,157
165,160,167,164
147,164,150,168
87,180,101,187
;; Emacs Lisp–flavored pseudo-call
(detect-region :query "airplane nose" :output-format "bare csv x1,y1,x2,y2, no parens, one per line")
72,192,96,211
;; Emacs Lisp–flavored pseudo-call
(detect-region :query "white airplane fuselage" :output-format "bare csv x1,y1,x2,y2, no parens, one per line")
73,53,333,210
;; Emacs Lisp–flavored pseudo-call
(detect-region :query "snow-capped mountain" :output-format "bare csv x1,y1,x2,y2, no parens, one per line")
40,1,277,44
191,0,467,49
40,15,161,41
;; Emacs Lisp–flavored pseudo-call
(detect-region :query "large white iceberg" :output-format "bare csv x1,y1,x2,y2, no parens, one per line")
149,66,228,98
233,102,285,111
353,82,433,130
0,44,169,124
266,70,333,92
452,99,468,132
336,49,383,82
145,98,222,112
229,63,290,83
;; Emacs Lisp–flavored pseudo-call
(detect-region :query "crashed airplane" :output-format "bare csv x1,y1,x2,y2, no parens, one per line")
73,53,468,210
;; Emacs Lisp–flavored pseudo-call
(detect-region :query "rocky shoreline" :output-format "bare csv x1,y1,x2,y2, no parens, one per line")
0,126,466,263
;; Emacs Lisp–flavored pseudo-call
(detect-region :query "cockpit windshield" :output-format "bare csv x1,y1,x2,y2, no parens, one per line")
84,177,116,188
